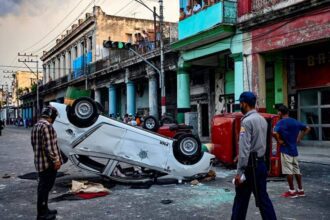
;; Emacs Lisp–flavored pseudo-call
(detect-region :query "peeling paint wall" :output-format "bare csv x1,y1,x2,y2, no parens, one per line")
251,8,330,54
248,7,330,111
94,6,177,60
215,70,225,115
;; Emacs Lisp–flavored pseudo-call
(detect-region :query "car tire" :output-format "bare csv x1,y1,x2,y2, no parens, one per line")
67,97,99,128
142,116,159,132
173,134,202,165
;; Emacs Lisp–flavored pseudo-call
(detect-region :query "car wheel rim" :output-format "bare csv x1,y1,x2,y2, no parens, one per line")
145,118,155,129
75,101,93,119
179,137,198,156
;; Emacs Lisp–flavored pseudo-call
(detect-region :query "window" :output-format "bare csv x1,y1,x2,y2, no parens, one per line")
299,88,330,141
88,36,93,51
80,41,85,55
74,46,78,58
126,33,132,43
68,51,71,72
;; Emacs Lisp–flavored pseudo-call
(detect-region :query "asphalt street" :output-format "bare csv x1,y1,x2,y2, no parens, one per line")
0,126,329,220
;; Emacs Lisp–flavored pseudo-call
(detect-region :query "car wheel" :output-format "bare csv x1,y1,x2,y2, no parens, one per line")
173,134,202,165
142,116,159,131
67,97,99,128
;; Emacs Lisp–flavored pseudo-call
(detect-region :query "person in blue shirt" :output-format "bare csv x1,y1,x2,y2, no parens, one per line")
273,105,310,198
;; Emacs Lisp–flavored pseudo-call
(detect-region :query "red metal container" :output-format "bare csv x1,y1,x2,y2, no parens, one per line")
157,124,192,139
211,112,281,177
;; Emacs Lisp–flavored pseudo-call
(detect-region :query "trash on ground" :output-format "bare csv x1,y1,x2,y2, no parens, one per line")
190,179,200,185
70,180,110,194
161,199,173,204
200,170,216,182
2,174,10,179
50,180,110,202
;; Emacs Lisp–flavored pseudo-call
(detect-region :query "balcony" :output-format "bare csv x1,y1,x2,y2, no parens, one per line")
178,1,237,40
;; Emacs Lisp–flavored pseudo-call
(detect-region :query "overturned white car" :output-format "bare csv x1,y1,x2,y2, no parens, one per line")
51,98,214,183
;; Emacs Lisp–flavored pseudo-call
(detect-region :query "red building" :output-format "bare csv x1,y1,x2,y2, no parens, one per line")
237,0,330,144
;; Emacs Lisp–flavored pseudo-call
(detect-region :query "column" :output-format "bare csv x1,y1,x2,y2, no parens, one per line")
253,54,266,111
177,60,191,123
59,56,63,78
43,65,47,84
22,108,25,120
46,64,50,82
52,61,55,80
146,66,158,119
94,89,101,104
55,58,59,79
108,84,117,117
66,50,71,80
125,69,136,115
231,53,244,102
126,81,136,115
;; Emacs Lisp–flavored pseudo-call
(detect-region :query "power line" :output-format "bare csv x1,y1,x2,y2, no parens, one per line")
113,0,135,16
21,0,85,53
31,0,96,54
121,2,142,17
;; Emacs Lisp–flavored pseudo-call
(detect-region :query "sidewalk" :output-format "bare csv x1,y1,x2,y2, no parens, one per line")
298,146,330,165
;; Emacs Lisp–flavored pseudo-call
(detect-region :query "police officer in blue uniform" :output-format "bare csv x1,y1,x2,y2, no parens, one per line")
231,91,277,220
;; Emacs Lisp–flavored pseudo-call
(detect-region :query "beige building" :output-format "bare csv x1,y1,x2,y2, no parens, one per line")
41,6,177,86
12,71,41,108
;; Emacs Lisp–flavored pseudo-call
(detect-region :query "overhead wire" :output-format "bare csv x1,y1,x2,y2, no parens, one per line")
113,0,133,15
31,0,96,54
21,0,85,53
8,0,88,68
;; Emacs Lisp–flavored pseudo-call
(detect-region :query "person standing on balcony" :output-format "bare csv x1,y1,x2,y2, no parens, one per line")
231,91,277,220
273,104,310,198
179,8,186,20
202,0,210,9
186,5,192,17
192,0,202,14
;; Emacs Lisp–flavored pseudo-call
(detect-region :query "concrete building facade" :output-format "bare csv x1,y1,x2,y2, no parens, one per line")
38,6,178,120
237,0,330,145
173,0,242,140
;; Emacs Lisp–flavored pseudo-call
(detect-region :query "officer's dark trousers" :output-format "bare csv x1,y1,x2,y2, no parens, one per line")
231,160,277,220
37,168,57,215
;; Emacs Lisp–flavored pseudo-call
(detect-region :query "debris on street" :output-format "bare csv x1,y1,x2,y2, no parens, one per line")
160,199,173,205
2,174,10,179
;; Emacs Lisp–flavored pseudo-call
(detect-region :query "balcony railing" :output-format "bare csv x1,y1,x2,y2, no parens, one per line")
178,1,237,40
39,42,174,93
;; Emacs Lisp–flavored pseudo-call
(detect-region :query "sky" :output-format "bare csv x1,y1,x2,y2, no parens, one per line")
0,0,179,87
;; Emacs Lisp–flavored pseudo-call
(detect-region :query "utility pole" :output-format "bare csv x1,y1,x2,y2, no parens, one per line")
153,6,157,49
0,85,4,114
18,53,40,117
159,0,165,116
5,84,9,125
134,0,166,116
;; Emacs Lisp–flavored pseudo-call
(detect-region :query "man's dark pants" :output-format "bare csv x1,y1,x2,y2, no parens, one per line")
231,160,277,220
37,168,57,215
